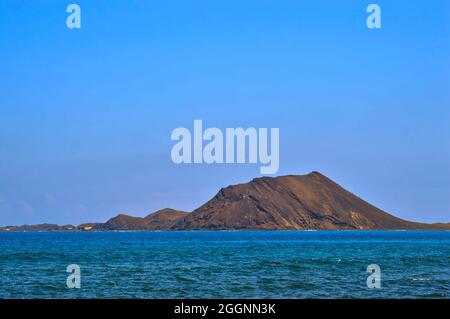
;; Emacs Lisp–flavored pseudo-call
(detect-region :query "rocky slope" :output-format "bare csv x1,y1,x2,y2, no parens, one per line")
172,172,440,230
1,172,448,231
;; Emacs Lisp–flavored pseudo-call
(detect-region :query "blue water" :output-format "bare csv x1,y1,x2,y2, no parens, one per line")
0,231,449,298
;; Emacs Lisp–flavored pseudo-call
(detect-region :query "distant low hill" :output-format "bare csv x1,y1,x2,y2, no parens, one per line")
1,172,448,231
0,223,77,232
94,208,189,231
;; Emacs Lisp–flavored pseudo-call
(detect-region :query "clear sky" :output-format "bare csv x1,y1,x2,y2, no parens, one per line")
0,0,449,225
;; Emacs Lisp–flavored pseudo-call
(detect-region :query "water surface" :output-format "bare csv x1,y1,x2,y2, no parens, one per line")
1,231,449,298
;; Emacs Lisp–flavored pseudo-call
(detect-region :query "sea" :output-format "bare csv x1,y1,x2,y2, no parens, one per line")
0,230,449,298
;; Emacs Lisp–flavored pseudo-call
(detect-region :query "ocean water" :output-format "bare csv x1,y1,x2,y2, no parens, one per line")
0,231,449,299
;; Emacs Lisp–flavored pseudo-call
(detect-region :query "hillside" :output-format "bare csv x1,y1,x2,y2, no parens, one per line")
171,172,443,230
1,172,448,231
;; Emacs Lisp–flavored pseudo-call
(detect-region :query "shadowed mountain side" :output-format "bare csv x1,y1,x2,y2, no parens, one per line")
171,172,448,230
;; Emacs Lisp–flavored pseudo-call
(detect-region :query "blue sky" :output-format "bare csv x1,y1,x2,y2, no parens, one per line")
0,0,449,225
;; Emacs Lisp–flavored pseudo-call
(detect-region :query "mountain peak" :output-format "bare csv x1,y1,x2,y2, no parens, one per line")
2,172,448,231
307,171,325,177
172,172,436,230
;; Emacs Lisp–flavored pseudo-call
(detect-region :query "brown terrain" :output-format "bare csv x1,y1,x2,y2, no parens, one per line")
1,172,448,231
95,208,189,231
172,172,447,230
